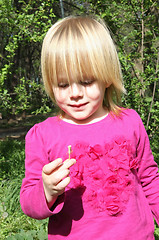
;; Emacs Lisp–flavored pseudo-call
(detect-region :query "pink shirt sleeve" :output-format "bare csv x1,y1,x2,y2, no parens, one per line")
20,124,64,220
136,115,159,225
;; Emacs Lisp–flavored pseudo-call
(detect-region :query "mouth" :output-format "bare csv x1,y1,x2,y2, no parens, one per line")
68,102,88,109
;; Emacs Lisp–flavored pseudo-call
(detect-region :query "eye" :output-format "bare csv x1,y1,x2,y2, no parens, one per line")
58,82,69,88
80,79,95,86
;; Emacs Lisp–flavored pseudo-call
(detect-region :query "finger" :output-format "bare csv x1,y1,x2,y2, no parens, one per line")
56,176,71,190
43,158,63,175
53,169,70,185
60,158,76,170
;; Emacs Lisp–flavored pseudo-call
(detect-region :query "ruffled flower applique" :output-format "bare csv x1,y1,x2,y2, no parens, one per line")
68,138,139,216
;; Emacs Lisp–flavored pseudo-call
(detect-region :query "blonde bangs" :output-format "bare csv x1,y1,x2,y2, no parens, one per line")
45,19,109,85
41,16,126,112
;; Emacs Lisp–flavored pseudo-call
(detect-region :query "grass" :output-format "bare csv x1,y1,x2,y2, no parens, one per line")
0,139,47,240
0,138,159,239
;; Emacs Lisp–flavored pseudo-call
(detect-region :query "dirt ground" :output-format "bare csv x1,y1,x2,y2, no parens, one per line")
0,113,52,140
0,126,30,140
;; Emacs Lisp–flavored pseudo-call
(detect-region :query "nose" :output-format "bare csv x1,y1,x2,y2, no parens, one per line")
69,83,83,99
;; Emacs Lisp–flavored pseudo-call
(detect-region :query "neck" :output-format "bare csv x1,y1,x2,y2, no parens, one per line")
61,109,109,125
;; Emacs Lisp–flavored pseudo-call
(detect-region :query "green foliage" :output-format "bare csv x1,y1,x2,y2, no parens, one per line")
0,0,158,148
0,139,48,240
0,0,58,117
13,78,31,114
6,227,47,240
155,223,159,240
0,89,12,118
87,0,159,165
0,139,25,179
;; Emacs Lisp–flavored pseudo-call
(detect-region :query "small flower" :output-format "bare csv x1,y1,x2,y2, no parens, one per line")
68,145,72,160
2,212,8,218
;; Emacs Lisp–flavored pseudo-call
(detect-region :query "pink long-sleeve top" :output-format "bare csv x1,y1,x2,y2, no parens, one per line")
20,109,159,239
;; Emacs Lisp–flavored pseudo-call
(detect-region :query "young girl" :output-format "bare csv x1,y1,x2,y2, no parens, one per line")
20,16,159,239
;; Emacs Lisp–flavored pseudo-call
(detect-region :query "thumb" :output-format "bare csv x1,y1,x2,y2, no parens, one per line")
42,158,63,175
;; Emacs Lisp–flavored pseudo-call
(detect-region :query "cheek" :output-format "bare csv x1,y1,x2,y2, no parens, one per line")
85,85,104,100
53,88,67,104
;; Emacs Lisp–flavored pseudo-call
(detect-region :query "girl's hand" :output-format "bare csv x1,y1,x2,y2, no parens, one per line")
42,158,76,208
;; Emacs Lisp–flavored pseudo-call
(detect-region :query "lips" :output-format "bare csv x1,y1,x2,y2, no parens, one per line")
68,102,88,109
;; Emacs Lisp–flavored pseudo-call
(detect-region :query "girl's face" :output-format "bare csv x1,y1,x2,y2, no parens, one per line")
53,75,108,124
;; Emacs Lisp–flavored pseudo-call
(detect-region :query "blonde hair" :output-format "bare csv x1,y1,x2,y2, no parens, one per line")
41,16,126,114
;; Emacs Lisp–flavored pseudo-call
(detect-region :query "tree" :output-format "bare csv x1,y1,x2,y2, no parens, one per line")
0,0,90,118
85,0,159,160
0,0,159,160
